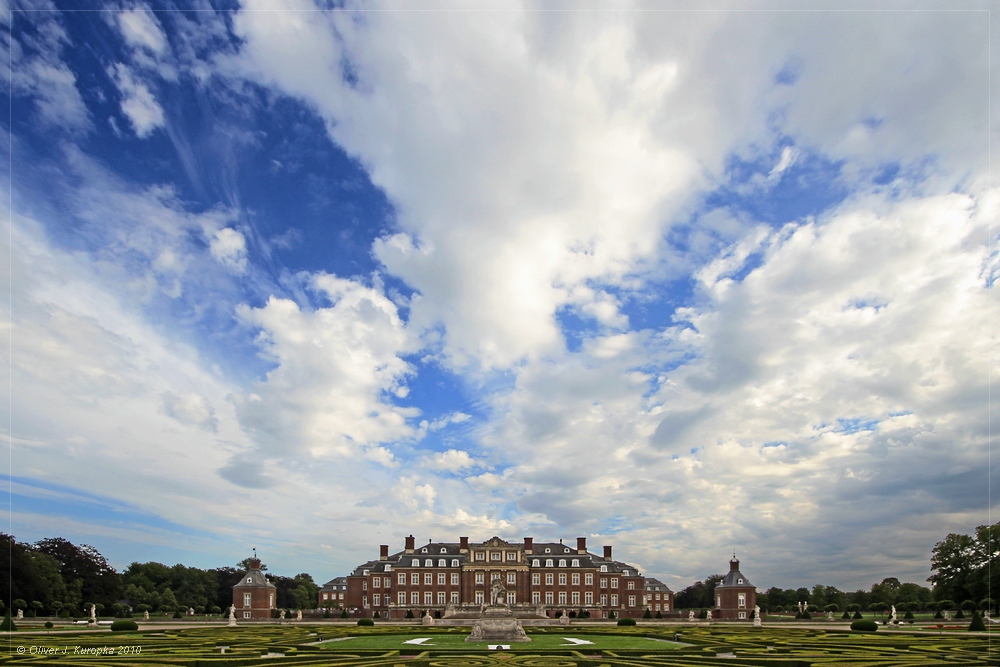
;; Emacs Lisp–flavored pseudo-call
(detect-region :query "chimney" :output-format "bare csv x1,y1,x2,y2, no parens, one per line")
380,544,389,560
523,537,533,554
459,536,469,553
577,537,587,554
249,558,261,570
603,545,612,560
405,535,415,553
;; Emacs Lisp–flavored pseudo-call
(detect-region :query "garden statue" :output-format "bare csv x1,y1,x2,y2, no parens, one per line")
16,609,23,620
944,610,951,620
296,610,302,621
279,609,286,620
828,611,834,621
889,606,897,624
490,578,507,606
227,605,237,627
143,610,149,620
688,610,696,621
753,605,762,628
188,607,194,616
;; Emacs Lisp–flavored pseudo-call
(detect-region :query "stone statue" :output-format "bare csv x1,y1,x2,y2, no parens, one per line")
188,607,195,616
16,609,23,620
490,578,507,607
688,609,696,621
227,605,237,627
143,610,149,620
89,604,96,621
296,610,302,621
279,609,286,620
753,605,762,628
889,606,897,624
798,601,805,613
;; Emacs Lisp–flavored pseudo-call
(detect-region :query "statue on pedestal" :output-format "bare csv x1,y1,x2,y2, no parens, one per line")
753,605,762,627
296,610,302,621
490,579,507,607
143,610,149,620
227,605,237,627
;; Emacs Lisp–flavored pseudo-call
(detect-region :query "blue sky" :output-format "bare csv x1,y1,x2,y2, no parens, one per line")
2,0,996,592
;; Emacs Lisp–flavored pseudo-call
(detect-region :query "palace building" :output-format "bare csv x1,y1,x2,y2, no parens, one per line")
321,535,674,619
713,555,756,620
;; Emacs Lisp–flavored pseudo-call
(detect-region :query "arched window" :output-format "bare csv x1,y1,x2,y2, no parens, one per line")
533,559,540,567
425,559,433,567
438,559,446,567
451,559,459,567
558,559,566,567
600,565,607,572
571,559,579,567
421,548,428,553
546,559,553,567
441,548,447,553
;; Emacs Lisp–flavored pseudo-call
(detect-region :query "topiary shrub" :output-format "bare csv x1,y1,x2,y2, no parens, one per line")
853,611,863,619
110,619,138,632
0,613,14,632
955,609,965,619
404,609,414,619
968,611,986,631
903,610,914,620
794,611,802,619
172,610,182,619
609,611,616,619
44,621,53,629
340,610,348,618
851,619,878,632
698,609,707,619
655,610,663,619
842,611,851,619
357,617,374,626
373,611,380,618
642,609,652,619
801,610,811,619
934,609,943,619
617,617,636,626
323,610,331,618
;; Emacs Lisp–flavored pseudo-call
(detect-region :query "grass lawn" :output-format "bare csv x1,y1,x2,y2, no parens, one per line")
320,631,683,651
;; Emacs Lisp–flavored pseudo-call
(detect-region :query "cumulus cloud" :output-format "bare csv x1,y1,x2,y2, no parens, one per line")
425,449,478,472
208,227,249,274
117,7,168,56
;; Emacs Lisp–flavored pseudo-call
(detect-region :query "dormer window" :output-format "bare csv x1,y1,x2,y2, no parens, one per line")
624,570,630,576
546,559,554,567
441,548,447,553
572,559,579,567
545,548,551,553
412,559,419,566
421,548,428,553
533,559,540,567
738,578,743,584
385,565,392,571
438,559,446,567
425,559,433,567
451,559,459,567
247,578,252,583
600,565,607,572
559,559,566,567
564,548,570,553
363,570,369,576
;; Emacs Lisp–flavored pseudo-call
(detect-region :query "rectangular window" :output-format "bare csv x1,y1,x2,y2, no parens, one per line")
544,573,552,585
399,573,406,585
545,592,554,604
323,592,329,600
611,594,618,606
507,572,516,585
627,581,634,590
450,592,459,603
476,552,485,561
558,592,567,604
507,592,515,604
532,573,540,585
411,573,419,585
362,581,367,591
424,573,433,585
363,595,367,606
664,602,670,611
571,592,580,604
438,573,445,585
532,592,540,603
655,593,660,600
411,592,419,604
373,594,380,605
373,577,380,587
507,552,517,561
385,577,391,588
628,595,636,607
571,573,580,585
399,592,406,604
424,592,432,605
600,594,607,606
243,611,250,619
738,593,746,607
437,592,445,604
491,552,501,561
585,592,593,604
600,578,608,588
243,593,251,607
476,572,485,584
475,591,484,604
339,593,344,600
559,573,567,585
611,578,619,588
585,573,593,585
451,573,459,585
738,611,746,619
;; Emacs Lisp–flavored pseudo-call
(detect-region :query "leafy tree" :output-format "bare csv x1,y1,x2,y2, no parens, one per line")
159,588,178,611
237,557,267,571
34,538,121,608
929,532,976,603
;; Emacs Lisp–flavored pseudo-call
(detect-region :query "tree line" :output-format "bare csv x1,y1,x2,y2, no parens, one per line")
1,534,319,617
675,521,997,615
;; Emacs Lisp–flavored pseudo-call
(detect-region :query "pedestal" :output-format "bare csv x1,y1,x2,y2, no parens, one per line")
465,606,530,643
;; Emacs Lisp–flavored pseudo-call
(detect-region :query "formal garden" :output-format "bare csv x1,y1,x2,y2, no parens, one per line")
0,623,996,666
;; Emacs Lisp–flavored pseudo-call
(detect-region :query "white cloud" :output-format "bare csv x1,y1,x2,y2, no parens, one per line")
208,227,249,274
111,63,165,137
160,391,218,432
117,7,168,56
426,449,478,472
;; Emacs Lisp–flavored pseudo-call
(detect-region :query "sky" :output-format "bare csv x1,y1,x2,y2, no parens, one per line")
2,0,997,594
